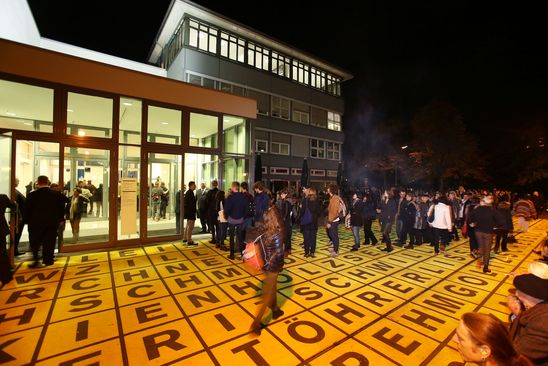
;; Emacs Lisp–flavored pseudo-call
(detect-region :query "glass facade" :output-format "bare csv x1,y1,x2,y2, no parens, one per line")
0,76,251,251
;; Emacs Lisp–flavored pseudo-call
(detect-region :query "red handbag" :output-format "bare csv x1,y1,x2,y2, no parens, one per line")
242,234,265,272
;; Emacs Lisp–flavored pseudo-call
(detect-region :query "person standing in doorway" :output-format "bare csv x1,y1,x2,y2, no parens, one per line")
196,182,208,233
205,180,219,244
93,184,103,217
14,178,26,256
68,188,89,243
183,182,197,245
0,193,16,284
24,176,65,267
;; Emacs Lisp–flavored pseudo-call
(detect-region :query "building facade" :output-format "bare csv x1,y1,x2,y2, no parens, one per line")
149,0,353,192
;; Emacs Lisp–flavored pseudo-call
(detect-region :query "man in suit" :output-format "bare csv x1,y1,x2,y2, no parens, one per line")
183,181,197,245
196,182,208,233
24,176,66,268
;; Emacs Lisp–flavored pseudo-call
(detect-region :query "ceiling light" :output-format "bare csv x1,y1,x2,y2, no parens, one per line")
85,151,89,155
123,102,133,106
6,112,16,116
78,130,86,136
161,122,169,125
67,109,74,112
23,122,32,126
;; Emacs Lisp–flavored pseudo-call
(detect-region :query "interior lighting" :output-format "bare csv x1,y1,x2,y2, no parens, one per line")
6,112,16,116
78,130,86,136
123,102,133,106
67,109,74,112
161,122,169,125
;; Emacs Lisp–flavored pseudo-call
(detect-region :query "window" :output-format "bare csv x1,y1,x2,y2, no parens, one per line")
327,142,340,160
310,107,327,128
291,168,302,176
310,67,326,90
188,20,218,54
0,79,54,133
190,113,218,148
311,169,326,177
67,92,113,138
220,32,245,62
247,42,270,71
247,90,269,115
326,74,341,96
271,52,291,78
328,111,342,131
271,96,290,119
292,60,310,85
119,97,141,144
271,142,289,155
223,116,248,154
310,139,325,159
292,101,309,124
147,105,181,144
188,74,202,86
256,139,268,153
270,167,290,175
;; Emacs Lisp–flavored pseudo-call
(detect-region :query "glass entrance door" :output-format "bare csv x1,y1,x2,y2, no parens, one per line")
63,146,110,246
147,152,181,238
0,134,12,262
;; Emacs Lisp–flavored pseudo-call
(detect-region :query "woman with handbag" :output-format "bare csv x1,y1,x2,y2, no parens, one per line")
250,205,285,335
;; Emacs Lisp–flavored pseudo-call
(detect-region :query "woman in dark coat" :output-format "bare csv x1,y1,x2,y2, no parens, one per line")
362,193,378,245
379,190,398,252
350,192,364,251
495,200,513,253
300,187,322,258
67,188,89,243
250,205,285,334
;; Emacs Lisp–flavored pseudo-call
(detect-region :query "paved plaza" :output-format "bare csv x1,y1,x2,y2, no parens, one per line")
1,219,546,365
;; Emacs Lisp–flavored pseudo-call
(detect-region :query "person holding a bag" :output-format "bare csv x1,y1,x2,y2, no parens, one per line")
300,187,321,257
250,205,285,335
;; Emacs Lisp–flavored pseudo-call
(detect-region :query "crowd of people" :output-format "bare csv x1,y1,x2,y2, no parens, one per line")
1,176,547,364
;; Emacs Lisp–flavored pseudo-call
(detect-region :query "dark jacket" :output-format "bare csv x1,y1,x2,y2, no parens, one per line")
66,195,89,220
205,187,218,216
300,197,321,230
402,200,418,225
0,194,16,236
379,198,397,224
262,231,284,273
509,302,548,365
175,190,181,215
183,190,197,220
276,199,292,223
361,199,378,221
224,192,247,222
25,187,65,231
254,192,269,222
496,202,514,231
467,205,503,234
350,199,364,227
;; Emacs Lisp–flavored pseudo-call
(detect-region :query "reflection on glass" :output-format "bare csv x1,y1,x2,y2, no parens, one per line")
15,140,59,250
189,113,218,148
148,153,181,237
118,146,140,240
222,157,249,192
67,92,113,138
120,97,142,144
147,106,181,144
63,147,110,245
223,116,248,154
0,79,54,133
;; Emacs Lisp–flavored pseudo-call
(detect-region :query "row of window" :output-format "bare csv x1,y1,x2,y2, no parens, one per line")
0,79,249,154
262,166,338,177
255,134,341,161
187,73,342,131
177,18,342,96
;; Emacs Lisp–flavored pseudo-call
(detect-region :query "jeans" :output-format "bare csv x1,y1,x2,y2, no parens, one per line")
381,220,393,246
184,219,195,242
432,228,451,253
228,223,244,256
352,226,361,248
217,222,228,247
327,221,340,253
495,230,508,251
303,227,317,255
475,231,493,269
363,218,378,244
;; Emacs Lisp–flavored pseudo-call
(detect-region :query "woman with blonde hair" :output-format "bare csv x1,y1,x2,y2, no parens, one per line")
453,312,532,366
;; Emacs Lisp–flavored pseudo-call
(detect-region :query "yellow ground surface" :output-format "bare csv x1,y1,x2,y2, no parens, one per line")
1,219,546,366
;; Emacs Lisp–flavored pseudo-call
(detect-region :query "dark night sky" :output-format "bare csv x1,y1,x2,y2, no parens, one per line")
28,1,548,168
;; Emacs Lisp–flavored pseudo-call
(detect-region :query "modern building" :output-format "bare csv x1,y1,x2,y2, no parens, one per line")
0,0,351,253
150,0,353,193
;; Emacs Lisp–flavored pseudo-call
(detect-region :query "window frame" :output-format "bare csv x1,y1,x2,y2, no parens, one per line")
326,141,340,160
255,139,268,153
271,96,290,120
270,141,290,156
310,139,326,159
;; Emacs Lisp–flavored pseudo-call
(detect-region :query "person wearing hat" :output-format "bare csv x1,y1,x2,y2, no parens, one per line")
507,273,548,365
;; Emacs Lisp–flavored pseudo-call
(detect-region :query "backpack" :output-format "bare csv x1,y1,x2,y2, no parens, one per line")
338,196,347,220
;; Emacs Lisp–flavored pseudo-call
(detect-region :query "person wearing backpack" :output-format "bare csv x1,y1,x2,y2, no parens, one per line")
300,187,321,257
326,183,342,257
